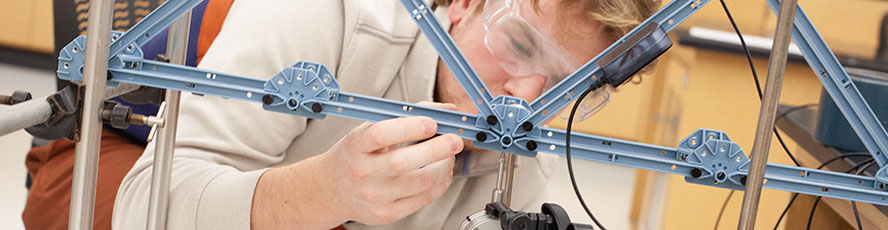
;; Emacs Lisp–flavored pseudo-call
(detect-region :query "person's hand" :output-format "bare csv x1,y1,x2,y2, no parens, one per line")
252,102,464,229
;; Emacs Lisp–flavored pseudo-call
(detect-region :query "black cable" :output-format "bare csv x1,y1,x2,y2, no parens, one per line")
713,190,734,230
566,86,606,230
806,196,823,230
805,159,876,230
773,153,873,229
718,0,802,167
714,2,804,228
852,201,863,230
851,161,878,230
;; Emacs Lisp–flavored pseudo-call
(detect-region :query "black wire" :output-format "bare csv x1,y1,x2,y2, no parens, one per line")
806,196,823,230
566,86,606,230
718,0,802,168
714,1,805,228
852,201,863,230
805,159,876,230
713,190,734,230
851,161,878,230
773,153,873,229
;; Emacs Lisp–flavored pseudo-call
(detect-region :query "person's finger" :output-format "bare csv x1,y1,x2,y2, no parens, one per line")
372,134,462,175
348,116,438,153
416,101,458,111
387,155,455,199
390,173,452,218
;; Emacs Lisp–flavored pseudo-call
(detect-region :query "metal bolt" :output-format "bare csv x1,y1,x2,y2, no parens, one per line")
690,168,703,178
486,115,498,126
288,99,298,107
502,136,512,145
262,95,274,105
521,121,533,132
526,140,537,151
476,132,488,142
311,103,323,113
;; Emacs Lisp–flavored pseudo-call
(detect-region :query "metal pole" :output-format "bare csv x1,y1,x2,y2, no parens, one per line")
0,83,139,138
501,154,516,206
146,11,190,230
69,0,114,228
0,97,52,136
491,153,516,207
737,0,798,229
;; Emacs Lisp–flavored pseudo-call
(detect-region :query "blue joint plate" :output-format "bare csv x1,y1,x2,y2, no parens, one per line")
676,129,888,205
262,62,340,119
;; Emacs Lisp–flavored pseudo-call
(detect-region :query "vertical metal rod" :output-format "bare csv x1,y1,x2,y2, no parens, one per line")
69,0,113,228
501,154,516,206
145,11,191,230
491,153,507,204
737,0,799,229
491,153,516,207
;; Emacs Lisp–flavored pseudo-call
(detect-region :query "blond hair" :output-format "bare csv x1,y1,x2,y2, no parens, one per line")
434,0,660,41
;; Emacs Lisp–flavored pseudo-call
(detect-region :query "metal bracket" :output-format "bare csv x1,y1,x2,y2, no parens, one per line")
25,84,83,141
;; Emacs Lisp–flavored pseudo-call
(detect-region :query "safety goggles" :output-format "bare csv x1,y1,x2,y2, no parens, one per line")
482,0,610,121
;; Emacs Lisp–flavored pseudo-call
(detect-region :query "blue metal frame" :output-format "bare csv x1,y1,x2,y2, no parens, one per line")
55,0,888,209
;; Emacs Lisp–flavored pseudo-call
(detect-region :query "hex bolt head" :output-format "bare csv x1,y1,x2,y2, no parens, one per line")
476,132,488,142
486,115,498,126
288,99,298,107
521,121,533,132
502,136,512,145
690,168,703,178
262,95,274,105
311,103,323,113
526,140,538,151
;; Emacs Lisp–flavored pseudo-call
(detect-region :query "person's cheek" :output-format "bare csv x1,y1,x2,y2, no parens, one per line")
503,75,546,101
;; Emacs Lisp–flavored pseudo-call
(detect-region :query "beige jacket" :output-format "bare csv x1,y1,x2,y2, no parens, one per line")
113,0,558,229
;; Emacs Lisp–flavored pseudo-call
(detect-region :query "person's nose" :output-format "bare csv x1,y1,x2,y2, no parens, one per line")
502,75,546,102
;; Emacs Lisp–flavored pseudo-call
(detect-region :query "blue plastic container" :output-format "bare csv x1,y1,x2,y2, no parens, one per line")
815,68,888,152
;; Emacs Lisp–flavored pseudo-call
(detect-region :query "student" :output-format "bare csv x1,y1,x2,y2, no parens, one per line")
113,0,659,229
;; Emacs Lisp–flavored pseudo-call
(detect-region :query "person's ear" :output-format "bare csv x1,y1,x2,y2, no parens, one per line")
448,0,475,25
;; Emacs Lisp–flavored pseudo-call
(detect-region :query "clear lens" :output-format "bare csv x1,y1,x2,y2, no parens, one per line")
482,0,580,91
483,0,610,122
559,85,611,122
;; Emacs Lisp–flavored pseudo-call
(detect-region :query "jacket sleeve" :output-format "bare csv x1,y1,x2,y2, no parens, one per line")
111,0,345,229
